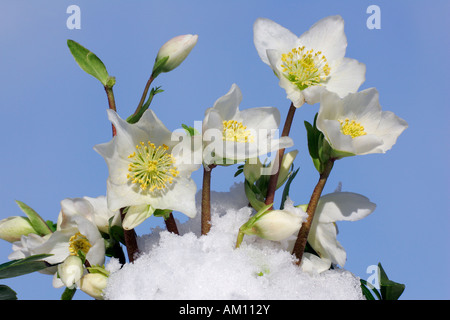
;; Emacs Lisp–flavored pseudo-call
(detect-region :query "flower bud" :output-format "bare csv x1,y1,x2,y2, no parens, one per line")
58,255,84,289
276,150,298,189
153,34,198,75
79,272,108,300
241,203,306,242
0,216,37,242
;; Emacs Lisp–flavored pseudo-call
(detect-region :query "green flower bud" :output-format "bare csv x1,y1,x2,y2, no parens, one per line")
0,216,37,242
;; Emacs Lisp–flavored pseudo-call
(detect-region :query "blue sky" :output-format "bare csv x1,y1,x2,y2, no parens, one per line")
0,0,448,300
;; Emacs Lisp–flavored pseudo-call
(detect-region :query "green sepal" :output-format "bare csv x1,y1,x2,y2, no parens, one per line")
378,263,405,300
151,56,169,78
0,254,53,280
67,39,111,86
0,285,17,300
15,200,52,236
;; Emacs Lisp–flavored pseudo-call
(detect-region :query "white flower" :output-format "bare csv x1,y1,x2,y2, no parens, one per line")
57,255,84,289
0,216,37,243
94,109,200,229
80,196,121,235
32,198,105,267
307,191,376,267
202,84,293,165
253,16,366,107
154,34,198,74
316,88,408,157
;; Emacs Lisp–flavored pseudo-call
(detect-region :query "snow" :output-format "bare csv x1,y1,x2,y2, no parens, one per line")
104,183,365,300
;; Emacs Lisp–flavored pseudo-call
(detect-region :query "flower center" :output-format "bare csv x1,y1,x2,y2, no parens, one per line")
69,232,92,256
127,141,179,191
339,118,367,138
281,46,330,90
222,120,254,143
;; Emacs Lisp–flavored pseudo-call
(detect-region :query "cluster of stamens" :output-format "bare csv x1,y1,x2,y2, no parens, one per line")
281,46,331,90
339,118,367,138
69,232,92,256
222,120,254,143
127,141,179,192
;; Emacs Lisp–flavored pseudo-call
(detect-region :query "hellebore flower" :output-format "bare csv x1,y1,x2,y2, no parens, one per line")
94,109,200,229
253,16,365,107
32,198,105,267
202,83,293,165
316,88,408,157
153,34,198,76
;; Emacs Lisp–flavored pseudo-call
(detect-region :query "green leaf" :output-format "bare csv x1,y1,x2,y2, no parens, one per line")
304,116,324,173
280,168,299,209
15,200,52,236
378,263,406,300
181,124,200,137
360,280,376,300
67,39,111,86
153,209,173,220
0,254,53,280
244,180,266,212
0,285,17,300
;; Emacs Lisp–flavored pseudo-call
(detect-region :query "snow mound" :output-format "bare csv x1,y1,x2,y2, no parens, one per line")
104,183,364,300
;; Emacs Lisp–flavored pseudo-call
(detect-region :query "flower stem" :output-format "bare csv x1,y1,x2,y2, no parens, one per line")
265,102,297,208
291,159,335,265
164,212,179,235
120,208,139,263
133,75,154,117
235,230,245,249
201,164,216,235
104,85,117,136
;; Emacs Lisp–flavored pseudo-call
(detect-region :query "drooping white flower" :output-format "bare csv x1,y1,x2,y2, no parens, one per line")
253,16,366,107
307,191,376,268
316,88,408,157
94,109,200,229
202,84,293,165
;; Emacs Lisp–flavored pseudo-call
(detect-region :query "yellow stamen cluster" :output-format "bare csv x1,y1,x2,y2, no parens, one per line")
281,46,331,90
127,141,179,192
222,120,254,143
69,232,92,256
339,118,367,138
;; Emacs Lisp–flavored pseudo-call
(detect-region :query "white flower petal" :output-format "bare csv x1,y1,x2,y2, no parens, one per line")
298,15,347,63
324,58,366,99
253,18,298,65
211,83,242,121
316,192,376,223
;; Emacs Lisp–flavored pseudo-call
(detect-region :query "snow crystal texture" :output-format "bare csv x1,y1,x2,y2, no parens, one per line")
104,183,365,300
